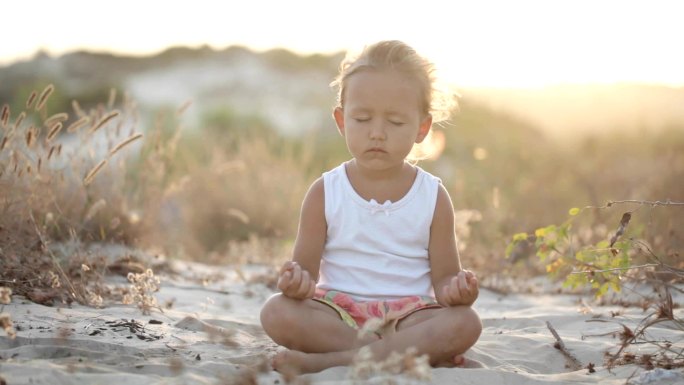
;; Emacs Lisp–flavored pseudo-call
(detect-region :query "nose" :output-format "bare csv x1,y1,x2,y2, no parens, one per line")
369,121,386,140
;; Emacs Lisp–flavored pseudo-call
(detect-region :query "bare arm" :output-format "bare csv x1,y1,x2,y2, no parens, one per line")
277,177,327,299
429,184,479,307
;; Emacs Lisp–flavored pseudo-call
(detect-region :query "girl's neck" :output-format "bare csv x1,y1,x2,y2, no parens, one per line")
347,159,410,181
345,159,417,203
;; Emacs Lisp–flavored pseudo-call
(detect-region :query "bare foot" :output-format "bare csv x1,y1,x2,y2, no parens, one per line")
435,354,484,368
272,349,354,374
453,354,484,368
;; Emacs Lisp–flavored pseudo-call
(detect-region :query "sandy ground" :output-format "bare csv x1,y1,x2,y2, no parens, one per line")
1,259,683,385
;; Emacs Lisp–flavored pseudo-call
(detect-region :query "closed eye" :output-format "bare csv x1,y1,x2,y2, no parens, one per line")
389,120,405,126
354,117,371,123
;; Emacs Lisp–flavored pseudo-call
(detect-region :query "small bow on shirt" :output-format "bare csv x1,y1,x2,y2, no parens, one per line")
369,199,392,216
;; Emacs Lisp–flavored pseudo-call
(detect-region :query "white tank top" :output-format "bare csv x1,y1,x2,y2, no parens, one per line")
317,162,441,301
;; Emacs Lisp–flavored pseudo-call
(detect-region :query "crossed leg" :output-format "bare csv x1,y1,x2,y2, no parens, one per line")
260,293,481,374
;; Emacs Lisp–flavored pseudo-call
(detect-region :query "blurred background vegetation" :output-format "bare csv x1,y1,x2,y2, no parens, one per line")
1,46,682,279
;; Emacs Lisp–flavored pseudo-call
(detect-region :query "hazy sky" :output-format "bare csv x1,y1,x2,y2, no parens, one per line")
3,0,683,87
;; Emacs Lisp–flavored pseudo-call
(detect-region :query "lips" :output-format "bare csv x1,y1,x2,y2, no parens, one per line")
367,147,387,153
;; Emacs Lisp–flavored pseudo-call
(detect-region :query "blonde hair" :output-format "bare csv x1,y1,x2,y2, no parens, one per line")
331,40,456,124
331,40,456,160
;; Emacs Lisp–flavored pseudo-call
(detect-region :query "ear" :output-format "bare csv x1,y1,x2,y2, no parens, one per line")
415,114,432,143
333,107,345,136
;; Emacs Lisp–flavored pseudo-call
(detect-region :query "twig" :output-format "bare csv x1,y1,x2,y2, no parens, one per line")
546,321,583,371
28,211,81,302
570,263,660,274
164,342,178,352
588,199,684,209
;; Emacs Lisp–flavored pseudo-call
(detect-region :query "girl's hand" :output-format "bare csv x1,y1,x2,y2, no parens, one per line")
277,261,316,300
441,270,479,306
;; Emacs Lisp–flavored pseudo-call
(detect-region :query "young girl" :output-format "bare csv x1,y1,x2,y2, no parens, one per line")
260,40,481,374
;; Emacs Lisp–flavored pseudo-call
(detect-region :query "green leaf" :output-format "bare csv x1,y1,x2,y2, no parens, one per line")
596,282,610,297
538,249,549,262
512,232,528,242
596,240,610,249
610,280,621,293
505,242,515,258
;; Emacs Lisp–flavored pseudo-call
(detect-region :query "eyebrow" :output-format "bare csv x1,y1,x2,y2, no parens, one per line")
347,107,409,119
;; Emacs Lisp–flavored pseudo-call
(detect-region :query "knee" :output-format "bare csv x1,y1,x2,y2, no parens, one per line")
260,294,297,344
448,306,482,349
260,294,284,334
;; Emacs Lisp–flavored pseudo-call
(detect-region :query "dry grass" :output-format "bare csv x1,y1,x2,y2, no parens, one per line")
349,346,432,383
0,83,308,310
121,269,161,315
0,85,152,308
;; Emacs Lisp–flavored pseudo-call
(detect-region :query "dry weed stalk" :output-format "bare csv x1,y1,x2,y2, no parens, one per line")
26,91,37,108
0,313,16,339
83,159,108,186
45,112,69,127
25,126,36,147
14,111,26,130
66,116,90,132
202,322,240,347
72,100,85,117
0,287,11,304
89,110,119,133
35,84,54,111
122,269,161,315
84,199,107,221
110,133,143,156
350,346,432,382
176,100,192,116
1,104,9,127
47,122,63,142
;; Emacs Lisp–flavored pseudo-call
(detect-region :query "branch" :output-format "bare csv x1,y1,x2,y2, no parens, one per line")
546,321,583,371
28,211,80,302
587,199,684,210
570,263,660,275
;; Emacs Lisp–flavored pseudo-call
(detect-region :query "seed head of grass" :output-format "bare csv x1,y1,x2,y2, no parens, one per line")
36,84,54,111
0,313,16,339
0,287,11,304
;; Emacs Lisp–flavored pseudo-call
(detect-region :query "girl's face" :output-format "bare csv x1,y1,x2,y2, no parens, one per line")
333,69,432,172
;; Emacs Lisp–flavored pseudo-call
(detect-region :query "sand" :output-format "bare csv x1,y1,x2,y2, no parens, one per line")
1,259,682,385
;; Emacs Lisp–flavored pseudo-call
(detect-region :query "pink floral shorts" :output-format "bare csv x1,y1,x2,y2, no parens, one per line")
313,289,441,334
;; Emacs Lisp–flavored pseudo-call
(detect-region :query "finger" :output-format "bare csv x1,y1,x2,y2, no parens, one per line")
458,272,472,301
441,284,454,306
458,271,470,291
277,270,292,292
295,270,312,298
469,276,479,300
290,264,303,291
448,276,462,304
279,260,296,275
455,274,473,303
305,277,316,299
